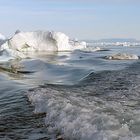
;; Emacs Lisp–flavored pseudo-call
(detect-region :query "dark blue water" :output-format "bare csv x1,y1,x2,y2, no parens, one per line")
1,46,140,139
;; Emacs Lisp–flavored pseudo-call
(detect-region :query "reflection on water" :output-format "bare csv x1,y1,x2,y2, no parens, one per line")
0,77,50,139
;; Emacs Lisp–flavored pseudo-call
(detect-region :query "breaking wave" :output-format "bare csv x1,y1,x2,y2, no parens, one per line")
27,63,140,140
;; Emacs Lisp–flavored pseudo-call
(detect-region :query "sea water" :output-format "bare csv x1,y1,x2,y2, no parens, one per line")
1,40,140,139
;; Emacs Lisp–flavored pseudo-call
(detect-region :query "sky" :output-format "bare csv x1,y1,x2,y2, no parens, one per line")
0,0,140,40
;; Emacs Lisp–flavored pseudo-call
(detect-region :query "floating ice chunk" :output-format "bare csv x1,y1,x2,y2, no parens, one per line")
105,53,139,60
82,46,101,52
75,41,87,50
69,40,87,50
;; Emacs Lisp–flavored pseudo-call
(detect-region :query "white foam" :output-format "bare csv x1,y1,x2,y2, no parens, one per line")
27,87,136,140
106,53,139,60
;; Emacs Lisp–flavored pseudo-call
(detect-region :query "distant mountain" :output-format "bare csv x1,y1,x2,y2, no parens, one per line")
86,38,140,43
98,38,140,43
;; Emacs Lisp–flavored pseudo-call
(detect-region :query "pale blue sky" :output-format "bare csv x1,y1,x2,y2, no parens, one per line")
0,0,140,40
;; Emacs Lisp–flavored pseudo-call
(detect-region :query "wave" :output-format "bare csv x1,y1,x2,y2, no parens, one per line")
27,62,140,139
26,85,134,140
0,58,93,85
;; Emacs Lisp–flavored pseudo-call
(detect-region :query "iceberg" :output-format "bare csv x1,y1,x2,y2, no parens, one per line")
0,31,87,59
105,53,139,60
2,31,86,52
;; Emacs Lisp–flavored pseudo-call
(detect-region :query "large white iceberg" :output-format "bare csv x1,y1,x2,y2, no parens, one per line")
1,31,87,52
0,31,87,59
